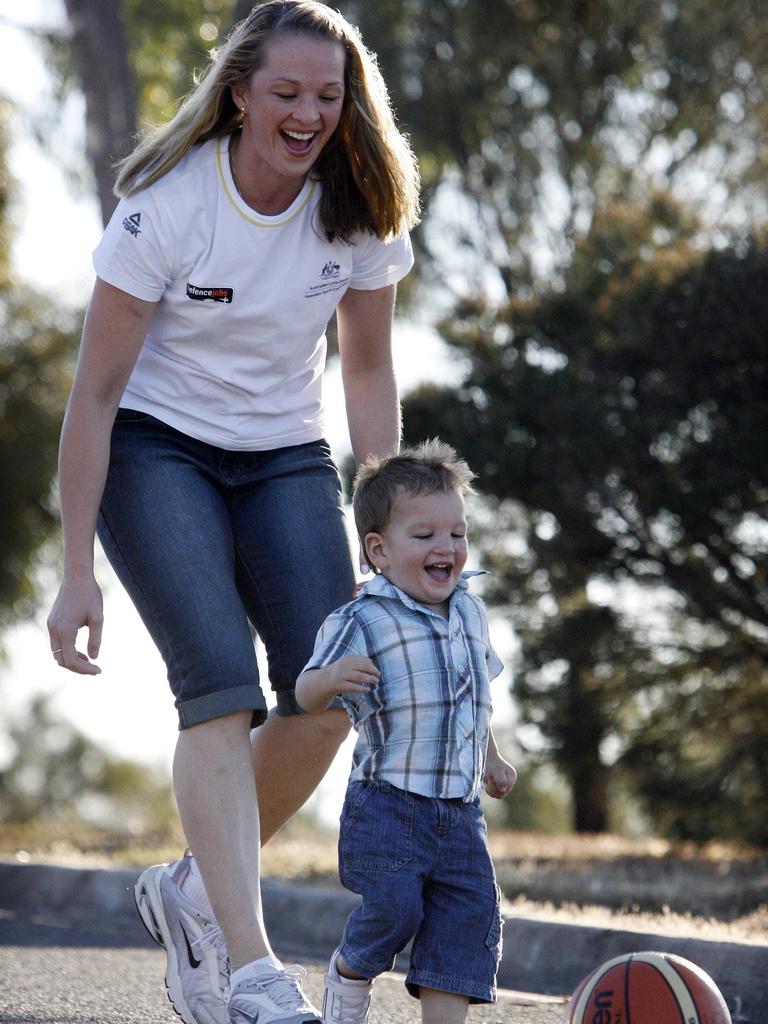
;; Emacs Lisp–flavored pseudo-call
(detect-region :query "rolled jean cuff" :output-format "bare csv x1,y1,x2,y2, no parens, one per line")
275,689,305,717
405,969,496,1005
177,685,268,730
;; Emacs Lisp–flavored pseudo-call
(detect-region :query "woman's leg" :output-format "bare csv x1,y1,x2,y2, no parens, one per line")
419,989,469,1024
174,711,272,969
250,707,349,844
97,416,280,1008
228,440,357,841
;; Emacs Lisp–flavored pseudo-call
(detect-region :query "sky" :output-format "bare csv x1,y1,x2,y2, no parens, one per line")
0,1,516,826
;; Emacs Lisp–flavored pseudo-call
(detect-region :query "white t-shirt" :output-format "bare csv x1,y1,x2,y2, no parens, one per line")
93,135,414,450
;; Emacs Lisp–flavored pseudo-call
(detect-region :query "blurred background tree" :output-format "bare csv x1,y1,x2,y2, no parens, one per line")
0,99,78,633
404,206,768,842
0,693,176,833
4,0,768,842
349,0,768,296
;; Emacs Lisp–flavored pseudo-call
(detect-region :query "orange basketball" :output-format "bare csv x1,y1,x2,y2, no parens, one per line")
566,951,732,1024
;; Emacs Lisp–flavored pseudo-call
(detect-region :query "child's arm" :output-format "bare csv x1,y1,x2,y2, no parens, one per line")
296,656,380,714
483,727,517,799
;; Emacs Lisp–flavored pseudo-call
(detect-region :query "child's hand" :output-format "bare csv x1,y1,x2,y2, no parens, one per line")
483,750,517,799
296,657,379,714
327,655,380,696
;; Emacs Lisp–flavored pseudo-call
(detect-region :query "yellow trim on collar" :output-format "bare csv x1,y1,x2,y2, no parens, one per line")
217,137,316,227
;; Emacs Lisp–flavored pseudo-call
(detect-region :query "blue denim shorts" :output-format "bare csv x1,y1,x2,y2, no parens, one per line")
336,780,502,1004
96,409,356,729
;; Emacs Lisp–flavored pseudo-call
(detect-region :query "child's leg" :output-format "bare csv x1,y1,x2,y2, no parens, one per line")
335,954,368,980
324,948,374,1024
419,987,469,1024
327,782,427,1023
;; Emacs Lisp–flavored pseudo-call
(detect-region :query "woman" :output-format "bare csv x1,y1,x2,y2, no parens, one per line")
46,3,419,1023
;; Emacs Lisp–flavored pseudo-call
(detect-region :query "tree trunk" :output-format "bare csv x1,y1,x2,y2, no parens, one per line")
571,761,609,833
63,0,138,226
562,661,610,833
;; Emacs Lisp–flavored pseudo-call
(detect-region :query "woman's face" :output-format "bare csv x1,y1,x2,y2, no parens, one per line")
232,33,346,191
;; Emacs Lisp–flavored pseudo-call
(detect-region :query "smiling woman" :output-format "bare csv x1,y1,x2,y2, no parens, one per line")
44,3,420,1023
228,35,346,212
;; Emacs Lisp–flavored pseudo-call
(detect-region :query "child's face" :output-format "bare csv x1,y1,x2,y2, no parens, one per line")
364,488,468,615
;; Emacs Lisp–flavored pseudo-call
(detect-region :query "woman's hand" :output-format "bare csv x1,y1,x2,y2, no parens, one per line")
47,573,104,675
47,279,158,677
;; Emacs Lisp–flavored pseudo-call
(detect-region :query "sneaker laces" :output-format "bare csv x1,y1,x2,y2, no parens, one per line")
190,924,230,994
243,964,310,1010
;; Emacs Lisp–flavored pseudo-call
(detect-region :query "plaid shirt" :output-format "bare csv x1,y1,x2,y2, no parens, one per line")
303,571,503,801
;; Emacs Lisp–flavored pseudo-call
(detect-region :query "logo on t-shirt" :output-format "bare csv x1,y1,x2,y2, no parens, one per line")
186,283,234,303
320,260,341,280
304,260,349,299
122,212,142,237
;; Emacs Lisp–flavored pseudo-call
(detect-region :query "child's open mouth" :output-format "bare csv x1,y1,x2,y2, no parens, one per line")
425,563,452,582
281,129,315,154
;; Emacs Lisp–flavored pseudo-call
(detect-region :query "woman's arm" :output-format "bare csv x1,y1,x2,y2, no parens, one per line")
47,278,158,674
336,284,400,464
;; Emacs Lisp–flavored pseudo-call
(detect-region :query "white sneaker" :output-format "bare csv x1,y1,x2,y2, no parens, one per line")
322,949,373,1024
228,961,321,1023
135,854,230,1024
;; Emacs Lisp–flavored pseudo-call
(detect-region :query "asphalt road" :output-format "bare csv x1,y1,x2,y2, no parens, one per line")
0,918,568,1024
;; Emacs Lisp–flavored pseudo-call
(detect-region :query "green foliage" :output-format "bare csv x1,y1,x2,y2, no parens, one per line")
44,2,240,135
0,693,176,831
18,0,767,844
121,0,235,128
403,199,768,842
0,291,78,622
486,762,573,835
0,102,79,630
0,100,13,289
349,0,768,292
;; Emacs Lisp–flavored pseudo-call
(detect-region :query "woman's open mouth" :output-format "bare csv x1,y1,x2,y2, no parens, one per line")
281,129,316,154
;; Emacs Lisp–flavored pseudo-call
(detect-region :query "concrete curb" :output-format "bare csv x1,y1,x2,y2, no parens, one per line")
1,861,765,1018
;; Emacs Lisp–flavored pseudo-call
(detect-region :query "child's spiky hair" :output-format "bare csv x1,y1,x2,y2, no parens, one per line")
352,438,476,543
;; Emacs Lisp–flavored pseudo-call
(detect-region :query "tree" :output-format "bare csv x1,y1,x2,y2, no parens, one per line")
360,0,768,837
0,99,78,631
350,0,768,295
403,199,768,840
26,1,768,839
43,1,247,227
0,693,176,831
60,0,137,225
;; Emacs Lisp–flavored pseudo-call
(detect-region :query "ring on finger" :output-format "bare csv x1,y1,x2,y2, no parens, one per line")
52,649,63,655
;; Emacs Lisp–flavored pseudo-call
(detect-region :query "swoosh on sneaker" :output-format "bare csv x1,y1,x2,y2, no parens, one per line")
180,920,202,968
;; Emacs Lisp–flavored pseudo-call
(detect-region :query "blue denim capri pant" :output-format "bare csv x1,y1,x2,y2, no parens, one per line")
96,409,356,729
337,780,503,1004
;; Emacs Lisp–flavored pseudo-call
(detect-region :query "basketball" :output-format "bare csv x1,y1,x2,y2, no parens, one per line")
566,951,732,1024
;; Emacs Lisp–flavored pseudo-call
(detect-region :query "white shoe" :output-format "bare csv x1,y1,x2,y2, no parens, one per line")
135,854,230,1024
228,961,321,1023
322,949,373,1024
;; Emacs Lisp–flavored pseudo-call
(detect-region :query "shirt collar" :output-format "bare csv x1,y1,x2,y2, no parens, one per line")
358,570,487,615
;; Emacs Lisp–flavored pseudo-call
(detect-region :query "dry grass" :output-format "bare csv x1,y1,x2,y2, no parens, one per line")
3,820,767,945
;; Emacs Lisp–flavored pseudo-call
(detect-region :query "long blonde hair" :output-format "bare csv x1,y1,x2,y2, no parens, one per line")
115,1,420,241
